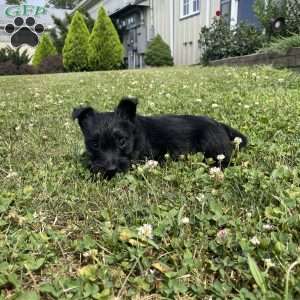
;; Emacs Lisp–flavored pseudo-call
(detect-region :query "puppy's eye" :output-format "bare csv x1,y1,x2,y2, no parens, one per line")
92,140,99,148
118,136,127,148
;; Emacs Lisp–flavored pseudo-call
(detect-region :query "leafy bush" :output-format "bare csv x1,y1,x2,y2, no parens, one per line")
231,22,265,56
63,11,90,72
199,17,232,64
88,7,123,71
259,33,300,54
0,46,30,65
18,64,36,75
254,0,300,38
0,61,18,75
0,47,64,76
286,0,300,34
199,17,264,64
0,61,36,76
32,34,57,66
0,47,33,76
38,55,64,74
144,34,174,67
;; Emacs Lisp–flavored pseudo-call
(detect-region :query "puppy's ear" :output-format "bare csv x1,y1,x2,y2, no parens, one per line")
72,107,94,121
115,97,138,122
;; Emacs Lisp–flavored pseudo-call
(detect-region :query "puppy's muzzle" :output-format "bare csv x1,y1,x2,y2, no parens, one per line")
90,162,118,179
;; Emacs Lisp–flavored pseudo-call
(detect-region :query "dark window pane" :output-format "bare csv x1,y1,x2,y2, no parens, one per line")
193,0,199,12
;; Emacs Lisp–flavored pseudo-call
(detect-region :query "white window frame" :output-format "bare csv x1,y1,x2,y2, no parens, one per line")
180,0,200,19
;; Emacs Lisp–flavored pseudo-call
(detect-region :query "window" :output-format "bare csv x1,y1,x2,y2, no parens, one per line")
183,0,189,16
193,0,200,12
220,0,231,23
181,0,200,18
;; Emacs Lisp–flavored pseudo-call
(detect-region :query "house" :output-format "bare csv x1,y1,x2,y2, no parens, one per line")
74,0,220,68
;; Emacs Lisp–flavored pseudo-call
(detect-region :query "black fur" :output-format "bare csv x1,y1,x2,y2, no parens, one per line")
72,97,247,178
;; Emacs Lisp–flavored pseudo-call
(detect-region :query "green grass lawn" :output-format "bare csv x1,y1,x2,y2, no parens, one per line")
0,66,300,300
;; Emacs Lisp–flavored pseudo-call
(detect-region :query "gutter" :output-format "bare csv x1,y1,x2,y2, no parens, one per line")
71,0,97,13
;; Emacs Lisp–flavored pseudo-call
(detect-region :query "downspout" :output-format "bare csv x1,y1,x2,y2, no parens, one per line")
230,0,238,28
206,0,211,27
150,0,154,39
170,0,174,56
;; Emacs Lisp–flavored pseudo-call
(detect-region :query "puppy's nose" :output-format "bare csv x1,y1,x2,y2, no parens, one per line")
105,166,118,178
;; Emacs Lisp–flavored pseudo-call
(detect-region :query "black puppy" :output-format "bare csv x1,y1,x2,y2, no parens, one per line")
72,97,247,178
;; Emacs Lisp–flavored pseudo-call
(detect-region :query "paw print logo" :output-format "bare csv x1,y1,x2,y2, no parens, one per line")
5,16,44,48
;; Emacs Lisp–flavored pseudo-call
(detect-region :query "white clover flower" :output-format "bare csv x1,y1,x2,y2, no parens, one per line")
181,217,190,224
216,228,229,240
244,105,250,109
211,188,218,195
233,137,243,146
217,154,225,162
278,78,284,83
264,258,275,268
263,224,274,231
195,99,202,103
144,160,159,169
164,153,170,159
179,154,185,160
250,236,260,246
209,167,224,182
212,103,219,108
196,194,205,201
83,249,98,258
209,167,222,175
6,171,18,178
138,224,153,239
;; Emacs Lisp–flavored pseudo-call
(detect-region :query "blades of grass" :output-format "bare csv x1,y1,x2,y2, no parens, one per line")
247,255,267,295
284,258,300,300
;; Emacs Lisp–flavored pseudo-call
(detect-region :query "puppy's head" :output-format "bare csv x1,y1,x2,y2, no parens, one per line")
73,97,138,179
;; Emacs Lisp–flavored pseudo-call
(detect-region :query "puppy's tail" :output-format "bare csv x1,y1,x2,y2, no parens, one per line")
220,123,248,148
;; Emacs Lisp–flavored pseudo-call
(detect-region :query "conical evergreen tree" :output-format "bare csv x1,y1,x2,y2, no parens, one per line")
32,34,57,66
144,34,174,67
63,11,90,72
50,9,94,54
88,6,123,70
